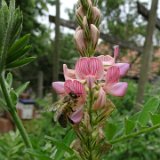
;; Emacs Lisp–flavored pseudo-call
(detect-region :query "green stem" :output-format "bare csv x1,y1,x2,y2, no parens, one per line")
88,88,93,160
110,123,160,144
0,72,33,148
88,89,93,125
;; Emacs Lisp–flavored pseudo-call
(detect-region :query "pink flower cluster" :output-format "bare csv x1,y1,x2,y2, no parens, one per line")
52,46,129,124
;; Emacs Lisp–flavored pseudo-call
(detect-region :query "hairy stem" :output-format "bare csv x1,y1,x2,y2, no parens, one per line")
0,72,33,148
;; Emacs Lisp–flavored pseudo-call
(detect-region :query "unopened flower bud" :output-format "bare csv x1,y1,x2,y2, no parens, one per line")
76,6,84,19
90,24,99,49
74,27,87,56
80,0,92,9
76,6,85,26
87,0,92,6
98,127,105,139
82,16,88,28
82,16,90,39
70,139,82,154
93,87,106,110
92,7,101,25
113,45,119,60
100,141,112,154
83,112,91,131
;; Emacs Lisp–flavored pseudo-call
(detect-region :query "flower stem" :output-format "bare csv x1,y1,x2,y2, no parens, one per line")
110,123,160,144
88,89,93,160
0,72,33,148
88,89,93,126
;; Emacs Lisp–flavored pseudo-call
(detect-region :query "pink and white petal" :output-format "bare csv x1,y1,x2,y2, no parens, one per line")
106,66,120,84
52,82,65,94
113,45,119,60
89,57,104,79
97,55,115,66
69,107,83,124
75,57,89,79
75,57,104,80
93,88,106,110
114,63,130,77
106,82,128,97
64,80,72,93
63,64,76,80
64,80,85,96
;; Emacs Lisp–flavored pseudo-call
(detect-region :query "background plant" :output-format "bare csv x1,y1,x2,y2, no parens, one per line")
0,0,35,150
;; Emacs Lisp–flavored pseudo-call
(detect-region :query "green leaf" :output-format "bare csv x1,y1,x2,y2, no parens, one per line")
15,82,30,96
7,45,32,64
54,130,75,160
25,149,52,160
10,89,18,106
0,1,8,54
124,118,136,135
105,122,117,140
8,34,30,57
0,98,7,110
9,6,22,44
129,111,140,121
0,0,24,72
150,113,160,125
6,57,36,69
45,136,75,155
138,97,160,126
6,72,13,87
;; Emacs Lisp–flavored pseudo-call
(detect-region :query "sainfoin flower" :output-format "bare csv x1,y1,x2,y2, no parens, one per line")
52,80,86,101
64,80,86,103
98,45,130,77
63,64,76,80
52,80,86,124
75,57,104,80
75,57,104,88
103,66,128,97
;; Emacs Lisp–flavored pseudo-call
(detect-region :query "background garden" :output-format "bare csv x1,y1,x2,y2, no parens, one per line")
0,0,160,159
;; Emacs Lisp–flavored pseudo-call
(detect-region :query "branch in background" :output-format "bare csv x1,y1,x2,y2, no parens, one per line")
137,2,160,31
49,15,143,53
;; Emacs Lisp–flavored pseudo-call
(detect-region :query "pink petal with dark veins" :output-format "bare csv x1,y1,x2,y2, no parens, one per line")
75,57,104,80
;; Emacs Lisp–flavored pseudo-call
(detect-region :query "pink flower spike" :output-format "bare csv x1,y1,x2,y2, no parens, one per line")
106,82,128,97
106,66,120,84
93,88,106,110
114,63,130,77
75,57,104,80
64,80,85,97
114,45,119,59
98,55,115,66
63,64,76,80
52,82,65,95
69,107,83,124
